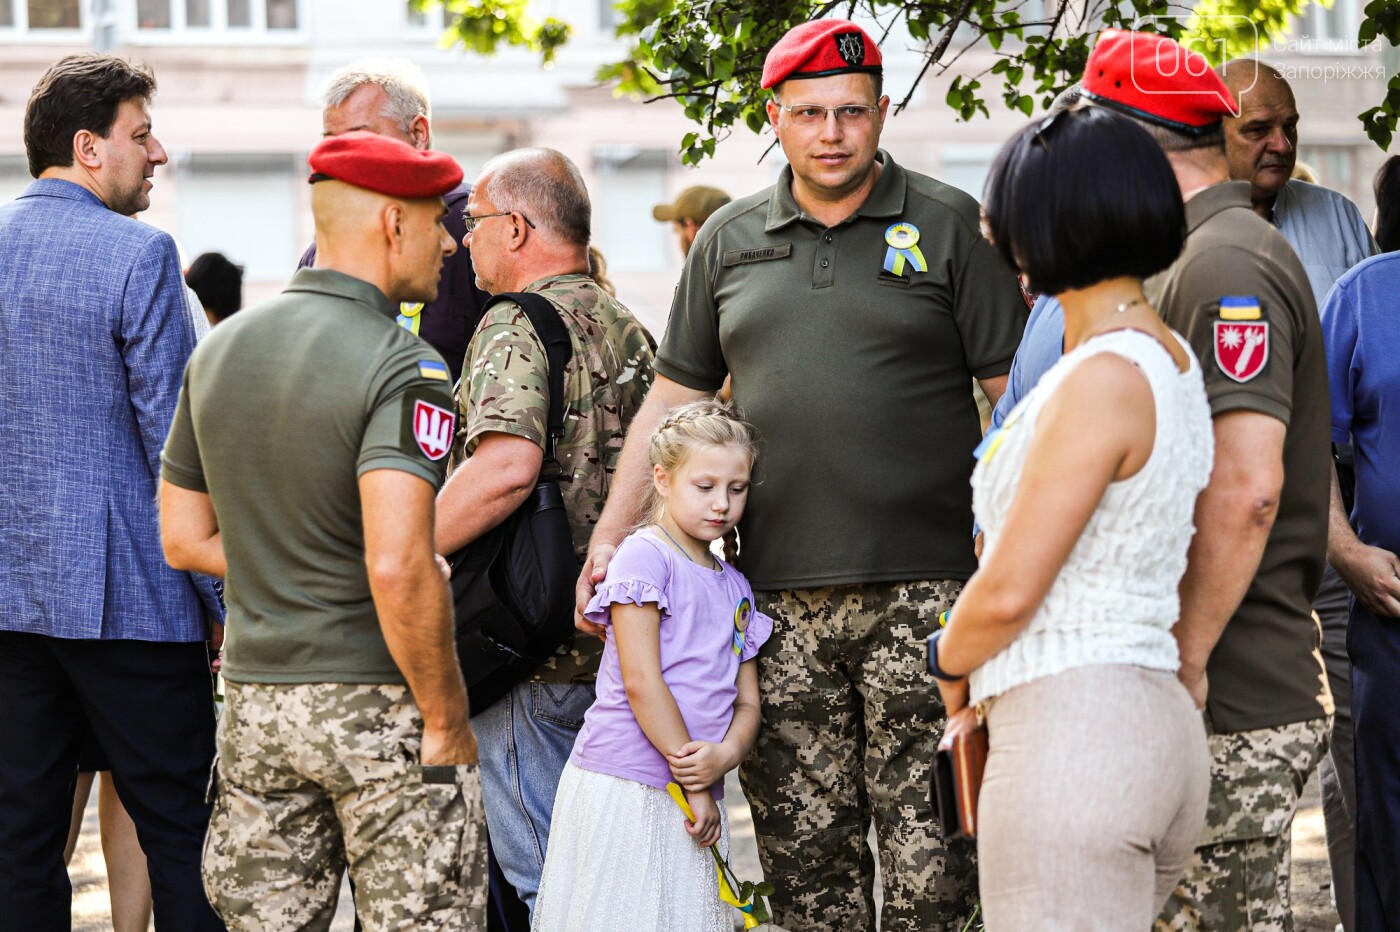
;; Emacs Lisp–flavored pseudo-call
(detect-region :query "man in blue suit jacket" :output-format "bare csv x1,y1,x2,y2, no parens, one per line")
0,54,224,929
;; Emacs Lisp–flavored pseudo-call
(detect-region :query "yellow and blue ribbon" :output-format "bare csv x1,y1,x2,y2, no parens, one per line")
397,302,425,335
883,222,927,276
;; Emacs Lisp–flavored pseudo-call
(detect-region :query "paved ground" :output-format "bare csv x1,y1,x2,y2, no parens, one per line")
71,771,1339,931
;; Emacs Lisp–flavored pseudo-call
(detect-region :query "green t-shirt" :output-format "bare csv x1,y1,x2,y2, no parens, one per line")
161,268,456,685
656,151,1028,590
1146,182,1333,733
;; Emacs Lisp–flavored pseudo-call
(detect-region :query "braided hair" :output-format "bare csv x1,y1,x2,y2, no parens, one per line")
644,400,759,565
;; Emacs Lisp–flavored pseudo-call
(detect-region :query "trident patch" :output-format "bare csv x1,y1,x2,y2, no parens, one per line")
412,400,454,460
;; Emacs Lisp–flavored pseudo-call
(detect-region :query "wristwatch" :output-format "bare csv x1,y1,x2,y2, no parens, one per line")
926,630,964,682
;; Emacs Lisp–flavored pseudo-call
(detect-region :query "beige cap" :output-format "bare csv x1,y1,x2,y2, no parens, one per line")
652,185,732,224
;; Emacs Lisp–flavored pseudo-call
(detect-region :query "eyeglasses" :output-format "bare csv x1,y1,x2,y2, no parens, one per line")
777,103,880,127
463,209,537,234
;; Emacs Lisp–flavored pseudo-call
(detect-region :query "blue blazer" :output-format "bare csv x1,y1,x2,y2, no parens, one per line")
0,179,221,641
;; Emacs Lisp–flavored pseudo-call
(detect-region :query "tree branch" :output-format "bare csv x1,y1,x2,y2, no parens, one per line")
895,0,979,114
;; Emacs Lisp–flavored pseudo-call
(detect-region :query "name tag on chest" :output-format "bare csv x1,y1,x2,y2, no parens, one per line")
721,244,792,267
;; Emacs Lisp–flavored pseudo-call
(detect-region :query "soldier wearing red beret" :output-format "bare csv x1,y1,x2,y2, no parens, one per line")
1077,30,1334,930
161,130,488,927
581,18,1029,931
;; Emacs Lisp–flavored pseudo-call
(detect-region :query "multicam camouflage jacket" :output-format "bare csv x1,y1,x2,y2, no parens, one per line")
450,272,656,682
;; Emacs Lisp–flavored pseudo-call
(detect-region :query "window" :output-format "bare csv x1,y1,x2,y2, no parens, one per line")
594,148,669,274
598,0,616,31
27,0,79,28
175,154,298,283
0,1,14,27
939,144,999,201
1298,146,1356,191
133,0,300,33
137,0,170,28
0,156,32,207
1300,0,1361,51
405,2,451,29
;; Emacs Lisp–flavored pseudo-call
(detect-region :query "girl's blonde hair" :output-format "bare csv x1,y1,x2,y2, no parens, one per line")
644,400,760,563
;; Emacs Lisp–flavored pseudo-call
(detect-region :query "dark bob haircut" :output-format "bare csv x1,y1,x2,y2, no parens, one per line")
185,252,244,322
982,106,1185,297
24,54,156,179
1373,155,1400,254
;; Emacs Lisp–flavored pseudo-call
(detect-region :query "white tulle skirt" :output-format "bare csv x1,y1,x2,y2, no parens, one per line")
532,763,732,932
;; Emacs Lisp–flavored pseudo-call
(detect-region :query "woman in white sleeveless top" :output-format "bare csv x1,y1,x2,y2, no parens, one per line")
927,107,1214,927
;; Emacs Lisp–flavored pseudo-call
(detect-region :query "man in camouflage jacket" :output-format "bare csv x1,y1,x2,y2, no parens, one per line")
435,147,655,915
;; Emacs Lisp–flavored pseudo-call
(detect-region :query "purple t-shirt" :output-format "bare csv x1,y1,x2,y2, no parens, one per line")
573,528,772,797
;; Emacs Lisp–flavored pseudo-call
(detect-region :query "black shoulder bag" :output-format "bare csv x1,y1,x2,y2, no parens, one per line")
448,292,581,714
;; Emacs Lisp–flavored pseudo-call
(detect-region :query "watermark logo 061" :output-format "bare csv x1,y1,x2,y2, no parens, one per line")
1131,17,1256,116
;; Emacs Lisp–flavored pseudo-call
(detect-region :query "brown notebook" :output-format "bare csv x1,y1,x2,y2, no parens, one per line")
932,724,989,839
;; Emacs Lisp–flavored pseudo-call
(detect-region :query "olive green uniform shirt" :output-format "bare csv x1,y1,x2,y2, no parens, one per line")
161,268,456,685
1145,182,1332,733
656,151,1028,590
451,273,655,683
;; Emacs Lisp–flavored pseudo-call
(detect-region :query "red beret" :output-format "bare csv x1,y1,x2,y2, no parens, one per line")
308,130,463,199
1081,30,1237,135
761,19,883,90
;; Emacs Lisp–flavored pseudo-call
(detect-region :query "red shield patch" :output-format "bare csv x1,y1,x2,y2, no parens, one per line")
413,400,454,461
1214,321,1269,383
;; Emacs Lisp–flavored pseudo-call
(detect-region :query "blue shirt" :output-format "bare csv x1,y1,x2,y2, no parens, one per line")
1320,252,1400,553
1272,179,1377,311
990,293,1061,428
0,179,221,640
991,181,1377,423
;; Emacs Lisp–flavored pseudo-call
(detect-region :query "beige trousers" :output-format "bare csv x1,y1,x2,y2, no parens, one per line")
977,664,1210,930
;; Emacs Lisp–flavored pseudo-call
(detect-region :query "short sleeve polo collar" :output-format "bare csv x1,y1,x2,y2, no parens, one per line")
1184,181,1252,235
283,267,399,321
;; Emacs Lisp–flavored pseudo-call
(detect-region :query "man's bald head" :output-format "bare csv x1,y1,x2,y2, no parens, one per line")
477,147,591,248
311,178,396,243
1218,59,1299,208
311,180,454,304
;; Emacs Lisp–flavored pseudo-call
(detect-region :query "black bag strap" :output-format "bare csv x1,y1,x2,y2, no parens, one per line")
483,292,573,477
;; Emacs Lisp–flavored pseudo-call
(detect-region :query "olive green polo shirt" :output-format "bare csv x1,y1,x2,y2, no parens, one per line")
161,268,456,685
657,151,1028,590
1145,181,1332,733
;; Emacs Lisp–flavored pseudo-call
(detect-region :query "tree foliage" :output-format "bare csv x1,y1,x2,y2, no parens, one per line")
426,0,1400,161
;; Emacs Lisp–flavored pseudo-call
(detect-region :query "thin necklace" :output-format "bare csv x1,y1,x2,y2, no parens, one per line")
1089,296,1146,335
658,523,718,571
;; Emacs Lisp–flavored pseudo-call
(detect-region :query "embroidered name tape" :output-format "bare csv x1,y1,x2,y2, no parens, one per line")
721,244,792,267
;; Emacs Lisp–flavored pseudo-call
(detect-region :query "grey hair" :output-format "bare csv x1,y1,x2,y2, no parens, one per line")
1047,83,1084,117
479,148,591,248
1082,94,1225,154
319,58,430,133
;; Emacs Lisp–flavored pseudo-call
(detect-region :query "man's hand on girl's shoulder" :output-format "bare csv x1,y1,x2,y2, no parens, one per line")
575,542,617,640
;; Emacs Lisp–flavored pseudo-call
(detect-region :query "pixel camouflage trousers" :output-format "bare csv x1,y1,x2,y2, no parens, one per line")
741,579,978,932
203,682,488,931
1156,715,1331,931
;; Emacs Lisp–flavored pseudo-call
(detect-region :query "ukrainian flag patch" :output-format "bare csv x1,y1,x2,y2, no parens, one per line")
1218,296,1262,320
418,360,450,382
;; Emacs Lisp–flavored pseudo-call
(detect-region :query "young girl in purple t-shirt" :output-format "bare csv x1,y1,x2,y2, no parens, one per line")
531,401,771,931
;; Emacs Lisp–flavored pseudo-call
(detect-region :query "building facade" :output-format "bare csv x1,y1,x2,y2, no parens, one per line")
0,0,1390,334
